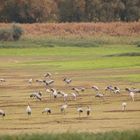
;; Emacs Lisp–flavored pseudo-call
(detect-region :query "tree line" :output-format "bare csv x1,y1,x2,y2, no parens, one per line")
0,0,140,23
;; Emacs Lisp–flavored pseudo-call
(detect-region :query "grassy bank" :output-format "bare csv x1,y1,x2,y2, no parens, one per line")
0,44,140,82
1,130,140,140
0,45,139,71
0,35,140,48
0,22,140,48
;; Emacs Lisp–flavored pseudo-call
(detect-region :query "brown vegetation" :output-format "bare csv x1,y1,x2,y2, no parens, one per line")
0,22,140,37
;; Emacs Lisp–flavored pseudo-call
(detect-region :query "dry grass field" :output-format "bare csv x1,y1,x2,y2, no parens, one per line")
0,22,140,37
0,22,140,136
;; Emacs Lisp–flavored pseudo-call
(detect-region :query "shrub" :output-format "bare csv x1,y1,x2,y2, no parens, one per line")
12,25,23,41
135,41,140,47
0,25,23,41
137,43,140,47
0,29,13,41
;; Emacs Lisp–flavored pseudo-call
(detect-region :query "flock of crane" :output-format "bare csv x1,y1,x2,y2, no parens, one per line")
0,72,140,119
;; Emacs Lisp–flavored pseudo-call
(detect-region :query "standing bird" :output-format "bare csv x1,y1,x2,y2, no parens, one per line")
44,72,52,78
131,88,140,93
72,87,80,94
26,104,32,116
79,87,85,92
58,91,68,102
129,92,135,101
71,87,85,94
125,88,132,92
62,93,68,102
125,88,140,93
125,88,135,101
113,86,120,94
46,88,51,93
122,102,127,111
71,93,77,100
42,108,51,114
0,78,6,82
50,88,58,99
77,107,83,117
0,109,5,118
30,91,42,101
0,78,6,85
60,104,68,114
63,93,68,102
43,79,54,86
36,79,44,83
95,93,104,100
92,86,99,92
63,77,72,84
86,106,91,116
105,86,114,93
28,78,33,85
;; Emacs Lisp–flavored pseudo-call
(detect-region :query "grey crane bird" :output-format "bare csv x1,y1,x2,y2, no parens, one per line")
95,93,104,101
63,77,72,84
86,106,91,116
0,78,6,82
60,104,68,114
105,86,114,93
122,102,127,111
0,109,5,117
28,78,33,85
92,86,99,91
58,91,68,102
30,91,42,101
72,87,85,94
71,93,77,100
36,79,44,83
125,88,140,93
42,108,51,114
50,88,58,99
43,79,54,86
125,88,135,101
44,72,52,78
77,107,83,117
26,104,32,116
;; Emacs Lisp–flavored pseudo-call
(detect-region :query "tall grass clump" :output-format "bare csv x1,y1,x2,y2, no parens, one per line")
0,28,13,41
137,42,140,47
12,25,23,41
0,24,23,41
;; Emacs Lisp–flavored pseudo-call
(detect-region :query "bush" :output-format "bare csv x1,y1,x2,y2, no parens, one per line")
135,41,140,47
137,43,140,47
0,29,13,41
0,25,23,41
12,25,23,41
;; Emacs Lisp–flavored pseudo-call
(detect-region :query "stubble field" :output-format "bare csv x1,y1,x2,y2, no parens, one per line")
0,46,140,135
0,22,140,138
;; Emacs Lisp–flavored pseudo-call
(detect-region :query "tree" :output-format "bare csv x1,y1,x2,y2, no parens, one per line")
0,0,58,23
120,0,140,21
58,0,85,22
0,0,139,22
84,0,100,21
